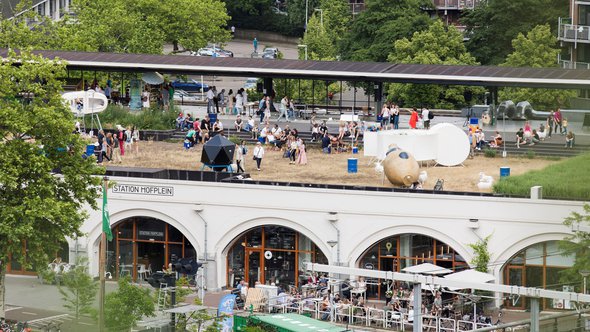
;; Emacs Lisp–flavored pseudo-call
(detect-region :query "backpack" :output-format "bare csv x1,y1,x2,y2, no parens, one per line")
428,111,434,120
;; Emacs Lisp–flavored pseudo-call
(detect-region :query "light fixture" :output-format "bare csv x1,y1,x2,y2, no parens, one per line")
468,218,479,229
327,212,338,222
327,240,338,247
193,204,204,212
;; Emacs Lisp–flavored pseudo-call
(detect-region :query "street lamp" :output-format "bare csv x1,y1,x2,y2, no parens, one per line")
581,270,590,294
305,0,309,31
314,8,323,26
297,44,308,61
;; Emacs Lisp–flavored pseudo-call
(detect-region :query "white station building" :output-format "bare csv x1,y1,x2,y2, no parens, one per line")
36,168,583,312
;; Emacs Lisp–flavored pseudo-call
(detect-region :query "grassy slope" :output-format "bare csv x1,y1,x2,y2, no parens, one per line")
493,152,590,200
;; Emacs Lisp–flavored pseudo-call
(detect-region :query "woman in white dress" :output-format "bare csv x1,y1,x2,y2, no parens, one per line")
236,91,244,115
142,88,150,109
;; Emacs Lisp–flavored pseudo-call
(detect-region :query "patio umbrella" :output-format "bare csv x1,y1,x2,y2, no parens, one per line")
444,269,496,291
142,72,164,85
402,263,452,275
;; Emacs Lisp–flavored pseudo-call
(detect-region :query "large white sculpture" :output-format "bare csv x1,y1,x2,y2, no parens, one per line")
62,90,108,116
364,123,470,167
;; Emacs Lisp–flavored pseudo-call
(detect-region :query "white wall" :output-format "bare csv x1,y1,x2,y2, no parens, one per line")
81,177,584,290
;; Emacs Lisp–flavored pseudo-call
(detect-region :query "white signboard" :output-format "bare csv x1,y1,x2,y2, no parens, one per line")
112,184,174,196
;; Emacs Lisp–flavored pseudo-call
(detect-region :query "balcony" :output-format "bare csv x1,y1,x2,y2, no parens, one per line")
558,18,590,44
431,0,482,10
558,58,590,69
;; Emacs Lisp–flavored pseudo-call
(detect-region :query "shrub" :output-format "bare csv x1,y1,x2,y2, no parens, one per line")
525,150,536,159
83,105,177,130
228,136,242,145
483,148,497,158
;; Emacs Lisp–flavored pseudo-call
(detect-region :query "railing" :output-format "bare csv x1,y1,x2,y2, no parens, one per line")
558,20,590,44
558,59,590,69
431,0,482,10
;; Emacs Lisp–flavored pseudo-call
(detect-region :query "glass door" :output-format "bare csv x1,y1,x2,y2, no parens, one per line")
506,267,524,309
246,250,262,287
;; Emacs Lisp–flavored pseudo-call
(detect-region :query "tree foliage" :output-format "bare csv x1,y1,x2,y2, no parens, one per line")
462,0,568,65
499,25,577,111
339,0,432,62
58,259,98,319
319,0,351,48
301,14,335,61
387,20,484,108
467,235,492,273
559,204,590,290
104,276,155,331
0,50,102,318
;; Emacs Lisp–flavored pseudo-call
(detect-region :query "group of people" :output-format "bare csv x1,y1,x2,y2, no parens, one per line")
90,125,139,164
181,114,225,148
380,103,434,130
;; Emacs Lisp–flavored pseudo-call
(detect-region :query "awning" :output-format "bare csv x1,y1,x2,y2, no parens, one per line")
402,263,452,275
444,269,496,291
142,72,164,85
251,313,346,332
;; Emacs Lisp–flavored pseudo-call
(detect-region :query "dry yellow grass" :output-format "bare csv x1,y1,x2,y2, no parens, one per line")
112,141,560,192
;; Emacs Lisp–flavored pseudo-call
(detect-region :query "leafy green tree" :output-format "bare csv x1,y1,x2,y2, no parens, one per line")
559,204,590,290
499,25,577,111
0,50,102,318
104,276,155,332
319,0,351,48
339,0,432,62
58,259,98,319
301,14,335,60
462,0,568,65
467,235,492,273
387,20,484,108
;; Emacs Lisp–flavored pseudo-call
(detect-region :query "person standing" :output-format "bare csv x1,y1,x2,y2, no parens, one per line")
409,108,419,129
380,104,390,129
231,25,236,37
278,95,289,122
142,88,150,109
236,141,247,172
161,86,170,111
236,90,244,116
124,126,133,153
132,127,140,154
297,138,307,165
263,96,272,123
546,111,554,138
253,37,258,53
392,103,400,129
421,107,430,129
218,89,226,114
227,89,234,115
554,108,563,135
206,86,215,113
253,141,264,171
117,125,126,156
168,83,175,106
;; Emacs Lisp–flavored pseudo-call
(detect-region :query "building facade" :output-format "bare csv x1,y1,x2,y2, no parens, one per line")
2,0,71,21
62,174,583,310
558,0,590,69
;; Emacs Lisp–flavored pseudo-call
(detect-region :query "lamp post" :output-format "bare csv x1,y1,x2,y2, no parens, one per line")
314,8,323,26
581,270,590,294
297,44,308,61
305,0,309,31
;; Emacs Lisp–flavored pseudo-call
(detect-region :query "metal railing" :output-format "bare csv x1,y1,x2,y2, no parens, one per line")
558,59,590,70
558,18,590,44
432,0,482,10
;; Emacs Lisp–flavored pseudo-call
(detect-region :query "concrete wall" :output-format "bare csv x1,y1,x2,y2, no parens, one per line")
78,177,584,290
234,29,300,46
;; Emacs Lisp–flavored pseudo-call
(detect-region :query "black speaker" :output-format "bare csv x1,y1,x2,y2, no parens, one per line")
256,83,263,92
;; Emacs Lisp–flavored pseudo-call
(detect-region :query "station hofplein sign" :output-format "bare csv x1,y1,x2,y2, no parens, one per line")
112,183,174,196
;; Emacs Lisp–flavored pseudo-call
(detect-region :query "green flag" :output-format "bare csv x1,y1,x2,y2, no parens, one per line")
102,184,113,241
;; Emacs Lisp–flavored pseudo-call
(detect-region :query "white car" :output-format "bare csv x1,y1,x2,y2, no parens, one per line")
244,78,258,89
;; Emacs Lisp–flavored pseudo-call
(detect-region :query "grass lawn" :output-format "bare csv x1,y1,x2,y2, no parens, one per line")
493,152,590,200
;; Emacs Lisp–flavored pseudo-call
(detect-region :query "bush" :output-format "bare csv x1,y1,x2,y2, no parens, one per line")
493,152,590,200
228,136,242,145
83,105,177,130
525,150,536,159
483,148,497,158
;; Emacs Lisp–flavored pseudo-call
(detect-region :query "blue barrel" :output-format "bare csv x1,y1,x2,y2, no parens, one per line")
258,136,266,144
348,158,358,173
86,144,95,156
470,118,479,125
184,140,191,150
208,112,218,124
352,147,358,154
500,166,510,177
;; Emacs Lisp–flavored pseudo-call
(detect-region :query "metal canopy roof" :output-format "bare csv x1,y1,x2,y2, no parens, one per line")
2,48,590,89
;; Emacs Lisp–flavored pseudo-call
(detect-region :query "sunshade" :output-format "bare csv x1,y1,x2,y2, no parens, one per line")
444,269,496,291
142,72,164,85
402,263,452,275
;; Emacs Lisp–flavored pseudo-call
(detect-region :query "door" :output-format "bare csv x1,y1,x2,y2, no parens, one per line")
246,250,262,287
506,267,524,309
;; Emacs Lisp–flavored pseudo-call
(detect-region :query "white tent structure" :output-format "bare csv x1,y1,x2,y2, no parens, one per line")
444,269,496,291
402,262,452,275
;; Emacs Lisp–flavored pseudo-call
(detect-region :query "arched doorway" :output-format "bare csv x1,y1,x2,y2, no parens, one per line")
358,233,468,299
106,216,197,281
226,225,328,289
502,240,575,310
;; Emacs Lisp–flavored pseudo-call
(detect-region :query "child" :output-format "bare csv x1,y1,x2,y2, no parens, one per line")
562,117,568,135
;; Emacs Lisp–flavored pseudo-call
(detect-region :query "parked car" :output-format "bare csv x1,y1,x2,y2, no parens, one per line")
244,78,258,90
262,47,279,59
171,79,209,92
195,45,233,57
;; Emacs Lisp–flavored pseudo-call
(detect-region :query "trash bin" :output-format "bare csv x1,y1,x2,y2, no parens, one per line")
500,167,510,177
352,147,358,154
348,158,358,173
208,112,218,124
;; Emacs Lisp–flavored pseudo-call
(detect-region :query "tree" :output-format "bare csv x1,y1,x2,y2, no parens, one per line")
301,14,335,61
0,50,102,318
467,235,492,273
339,0,432,62
319,0,351,48
499,25,577,111
559,204,590,290
462,0,568,65
104,276,155,331
387,20,484,108
58,259,98,319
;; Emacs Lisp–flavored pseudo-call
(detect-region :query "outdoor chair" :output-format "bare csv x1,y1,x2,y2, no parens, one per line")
367,308,386,327
351,306,368,325
385,310,404,330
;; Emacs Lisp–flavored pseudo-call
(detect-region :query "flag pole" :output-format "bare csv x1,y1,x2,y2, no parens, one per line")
99,176,109,332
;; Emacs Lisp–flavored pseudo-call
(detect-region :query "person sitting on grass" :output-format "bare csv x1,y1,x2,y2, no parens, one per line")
185,128,197,148
200,116,210,143
321,133,331,154
183,113,194,131
565,131,575,148
176,113,184,131
259,124,269,144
